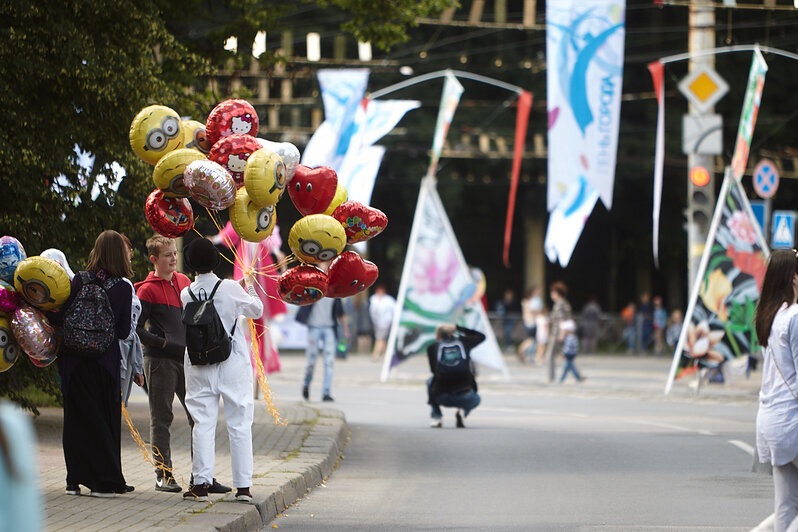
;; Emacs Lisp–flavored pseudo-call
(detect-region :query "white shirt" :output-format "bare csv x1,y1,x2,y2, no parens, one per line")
757,303,798,466
369,293,396,330
180,273,263,353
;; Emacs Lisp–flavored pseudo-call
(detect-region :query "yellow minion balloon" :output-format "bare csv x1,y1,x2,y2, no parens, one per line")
129,105,184,165
153,148,206,198
0,317,19,372
243,149,286,207
182,120,211,155
230,188,277,242
321,183,348,216
14,256,71,311
288,214,346,264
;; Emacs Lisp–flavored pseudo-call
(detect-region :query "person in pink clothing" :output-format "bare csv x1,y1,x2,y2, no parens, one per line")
209,221,287,380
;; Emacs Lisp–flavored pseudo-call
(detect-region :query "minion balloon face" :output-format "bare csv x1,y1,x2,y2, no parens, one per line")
14,256,71,311
288,214,347,264
229,188,277,242
152,148,206,198
182,120,212,155
129,105,184,165
0,316,20,372
243,149,286,207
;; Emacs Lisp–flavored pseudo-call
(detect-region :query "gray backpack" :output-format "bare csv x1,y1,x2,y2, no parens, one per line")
62,272,119,358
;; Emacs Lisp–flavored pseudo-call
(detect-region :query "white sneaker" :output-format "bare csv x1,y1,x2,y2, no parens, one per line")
430,418,442,428
89,491,116,498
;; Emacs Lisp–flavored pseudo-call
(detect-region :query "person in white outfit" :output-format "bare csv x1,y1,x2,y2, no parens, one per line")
369,285,396,361
755,249,798,531
179,238,263,503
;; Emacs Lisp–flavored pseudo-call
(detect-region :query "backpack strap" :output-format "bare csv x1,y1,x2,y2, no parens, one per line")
208,280,223,300
187,281,236,337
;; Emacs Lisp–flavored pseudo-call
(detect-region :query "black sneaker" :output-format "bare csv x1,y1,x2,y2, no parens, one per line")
235,487,253,503
208,478,231,494
65,484,80,496
322,394,334,402
115,485,135,494
155,475,181,492
183,482,209,502
455,410,465,428
302,386,309,400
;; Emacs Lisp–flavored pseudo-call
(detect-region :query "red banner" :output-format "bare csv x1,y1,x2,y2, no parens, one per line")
503,90,533,267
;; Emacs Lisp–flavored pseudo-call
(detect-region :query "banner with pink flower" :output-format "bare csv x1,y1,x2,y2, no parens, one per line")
380,177,508,381
665,172,769,393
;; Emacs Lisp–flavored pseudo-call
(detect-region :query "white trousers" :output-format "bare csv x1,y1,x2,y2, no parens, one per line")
184,350,254,488
774,460,798,532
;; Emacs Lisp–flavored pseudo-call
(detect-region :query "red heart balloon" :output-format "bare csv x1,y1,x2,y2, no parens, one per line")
288,165,338,216
331,201,388,244
208,134,261,188
205,99,259,146
325,251,379,298
144,189,194,238
277,265,328,306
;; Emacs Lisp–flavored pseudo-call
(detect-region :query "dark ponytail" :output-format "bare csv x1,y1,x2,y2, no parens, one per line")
754,249,798,347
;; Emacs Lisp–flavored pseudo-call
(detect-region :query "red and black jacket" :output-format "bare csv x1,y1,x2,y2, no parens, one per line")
134,271,191,361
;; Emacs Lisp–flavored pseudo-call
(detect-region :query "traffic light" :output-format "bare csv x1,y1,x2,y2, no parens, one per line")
686,165,715,254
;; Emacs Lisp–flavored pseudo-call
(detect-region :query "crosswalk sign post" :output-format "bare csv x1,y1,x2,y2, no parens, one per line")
772,210,797,249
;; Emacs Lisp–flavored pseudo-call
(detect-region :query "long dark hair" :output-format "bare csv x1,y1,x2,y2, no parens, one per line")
755,249,798,347
86,230,133,279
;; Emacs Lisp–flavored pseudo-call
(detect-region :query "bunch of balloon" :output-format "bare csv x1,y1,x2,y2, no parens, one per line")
0,236,71,371
277,164,388,306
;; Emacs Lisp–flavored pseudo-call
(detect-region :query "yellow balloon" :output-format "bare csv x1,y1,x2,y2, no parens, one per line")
14,257,71,311
182,120,211,155
230,188,277,242
288,214,346,264
243,149,286,207
153,149,206,198
0,316,19,372
321,183,348,216
129,105,184,165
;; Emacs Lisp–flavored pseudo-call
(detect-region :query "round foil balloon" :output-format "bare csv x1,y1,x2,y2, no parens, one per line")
152,148,206,198
256,139,300,182
129,105,184,165
29,353,56,368
277,265,328,306
229,188,276,242
144,189,194,238
182,119,212,155
14,256,71,311
184,160,237,210
288,214,347,264
244,149,286,207
331,201,388,244
0,316,20,372
40,248,75,280
0,236,26,284
321,183,348,216
325,251,379,298
0,280,20,315
11,305,58,361
208,134,261,188
205,99,259,146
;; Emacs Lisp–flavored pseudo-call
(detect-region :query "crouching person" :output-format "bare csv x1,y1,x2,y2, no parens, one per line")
427,324,485,428
179,238,263,503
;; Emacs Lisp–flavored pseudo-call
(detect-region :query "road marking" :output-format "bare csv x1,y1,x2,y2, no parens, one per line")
728,439,754,457
627,419,692,432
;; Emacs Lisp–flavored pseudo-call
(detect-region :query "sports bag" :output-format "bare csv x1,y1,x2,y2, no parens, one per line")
62,272,119,358
182,281,235,366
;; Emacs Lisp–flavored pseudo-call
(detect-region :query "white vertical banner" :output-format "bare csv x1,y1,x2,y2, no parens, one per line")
427,71,464,179
337,145,386,206
546,0,626,211
543,177,600,267
381,177,508,382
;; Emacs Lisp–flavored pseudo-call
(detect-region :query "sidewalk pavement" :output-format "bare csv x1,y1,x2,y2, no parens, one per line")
34,391,348,532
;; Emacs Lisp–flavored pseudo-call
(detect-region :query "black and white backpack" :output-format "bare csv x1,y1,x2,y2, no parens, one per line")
62,272,119,358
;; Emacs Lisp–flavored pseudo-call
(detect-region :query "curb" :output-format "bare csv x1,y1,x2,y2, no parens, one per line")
169,407,349,532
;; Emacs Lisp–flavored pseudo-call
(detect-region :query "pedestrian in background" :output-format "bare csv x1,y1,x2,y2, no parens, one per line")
297,297,348,402
351,290,373,354
369,284,395,362
517,287,542,363
544,281,572,370
754,248,798,531
635,292,653,352
533,307,549,365
495,288,518,353
652,296,667,354
558,319,584,383
580,296,601,354
621,302,636,353
666,309,683,349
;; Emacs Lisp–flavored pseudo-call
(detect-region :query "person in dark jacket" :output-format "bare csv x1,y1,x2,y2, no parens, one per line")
427,324,485,428
135,235,230,495
50,230,134,497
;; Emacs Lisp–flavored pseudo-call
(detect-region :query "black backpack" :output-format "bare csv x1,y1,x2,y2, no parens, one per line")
435,340,469,379
62,272,119,358
182,281,235,366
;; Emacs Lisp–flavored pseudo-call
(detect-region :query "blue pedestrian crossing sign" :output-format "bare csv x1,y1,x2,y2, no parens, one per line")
772,210,797,248
754,159,779,199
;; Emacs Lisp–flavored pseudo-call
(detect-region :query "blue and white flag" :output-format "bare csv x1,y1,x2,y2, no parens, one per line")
545,0,626,265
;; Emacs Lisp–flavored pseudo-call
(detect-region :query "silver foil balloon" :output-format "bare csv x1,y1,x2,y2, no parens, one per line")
11,304,58,362
256,139,300,182
184,160,237,210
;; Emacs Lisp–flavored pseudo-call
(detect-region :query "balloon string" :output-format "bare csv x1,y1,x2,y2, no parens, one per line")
248,318,285,425
121,401,186,488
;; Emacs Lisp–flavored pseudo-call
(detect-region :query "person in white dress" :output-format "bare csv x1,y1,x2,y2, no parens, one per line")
369,285,396,361
755,249,798,531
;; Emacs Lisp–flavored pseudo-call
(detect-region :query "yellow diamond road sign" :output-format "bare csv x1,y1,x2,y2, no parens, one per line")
679,65,729,113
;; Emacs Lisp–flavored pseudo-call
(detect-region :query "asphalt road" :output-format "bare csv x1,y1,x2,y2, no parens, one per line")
264,353,771,531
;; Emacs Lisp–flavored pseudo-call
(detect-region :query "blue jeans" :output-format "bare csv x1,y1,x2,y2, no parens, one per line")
304,327,336,396
559,355,582,382
427,377,481,419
